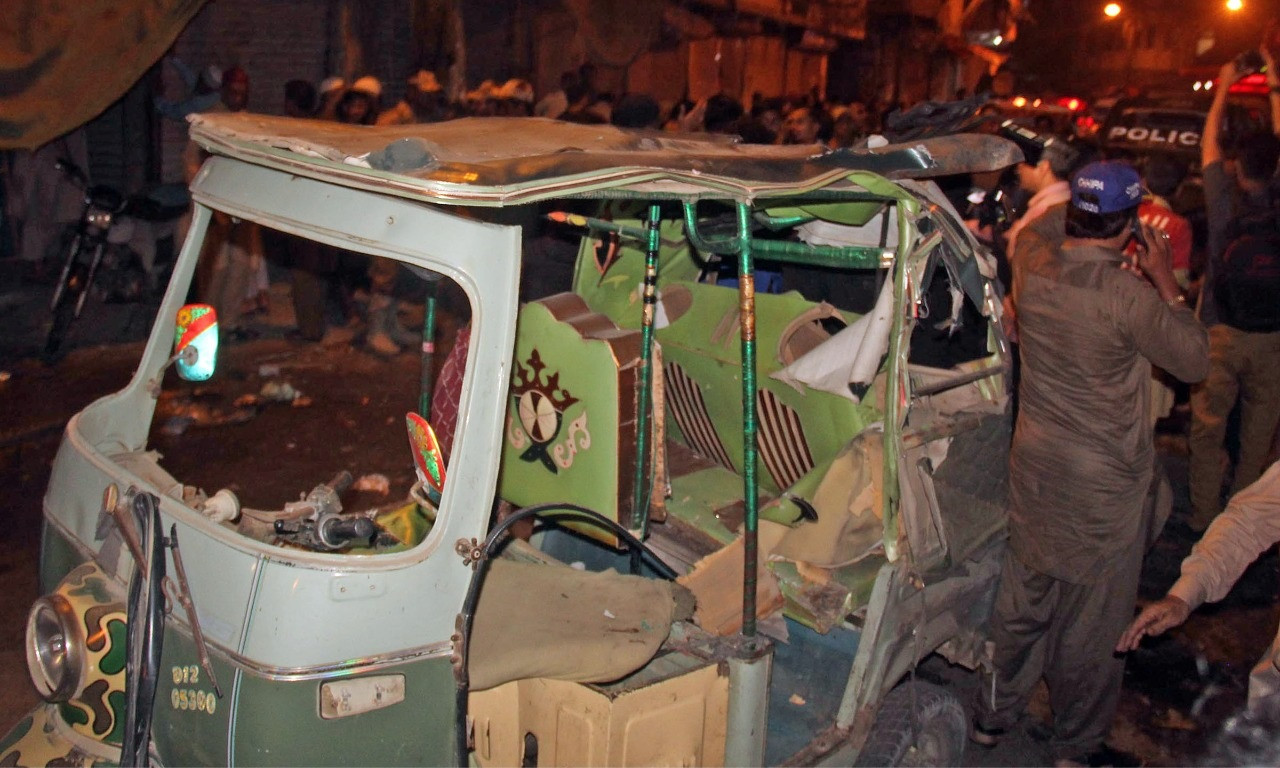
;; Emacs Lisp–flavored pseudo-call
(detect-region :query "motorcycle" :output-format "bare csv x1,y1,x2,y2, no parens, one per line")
43,159,187,361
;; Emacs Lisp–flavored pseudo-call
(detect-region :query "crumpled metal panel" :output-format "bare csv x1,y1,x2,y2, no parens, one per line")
189,113,1022,206
930,412,1012,566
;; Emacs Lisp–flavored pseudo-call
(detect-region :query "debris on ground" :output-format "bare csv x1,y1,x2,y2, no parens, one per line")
260,380,302,403
159,402,256,435
353,473,391,495
789,693,806,706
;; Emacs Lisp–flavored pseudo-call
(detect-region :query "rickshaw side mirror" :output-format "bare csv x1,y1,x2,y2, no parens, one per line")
173,304,218,381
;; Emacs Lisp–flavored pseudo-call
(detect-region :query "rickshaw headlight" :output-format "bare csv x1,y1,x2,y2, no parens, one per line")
26,595,85,702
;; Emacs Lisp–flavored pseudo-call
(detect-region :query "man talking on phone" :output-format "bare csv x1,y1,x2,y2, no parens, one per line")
973,161,1209,767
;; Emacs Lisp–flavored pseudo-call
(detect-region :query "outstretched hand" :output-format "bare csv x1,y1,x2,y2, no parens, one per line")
1116,595,1192,653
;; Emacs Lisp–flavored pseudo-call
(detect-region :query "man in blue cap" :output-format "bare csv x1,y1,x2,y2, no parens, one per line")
972,161,1209,766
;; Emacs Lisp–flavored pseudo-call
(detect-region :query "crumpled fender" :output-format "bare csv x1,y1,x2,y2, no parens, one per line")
0,703,118,766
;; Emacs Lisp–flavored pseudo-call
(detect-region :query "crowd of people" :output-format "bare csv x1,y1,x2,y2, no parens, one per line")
271,62,881,149
139,51,1280,766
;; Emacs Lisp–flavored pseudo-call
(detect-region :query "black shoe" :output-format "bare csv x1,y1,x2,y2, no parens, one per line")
970,722,1006,748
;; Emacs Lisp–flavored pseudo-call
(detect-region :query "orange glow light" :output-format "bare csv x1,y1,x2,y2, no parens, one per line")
1104,3,1122,18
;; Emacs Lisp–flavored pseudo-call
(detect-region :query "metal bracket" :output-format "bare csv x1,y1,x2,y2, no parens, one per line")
455,537,484,569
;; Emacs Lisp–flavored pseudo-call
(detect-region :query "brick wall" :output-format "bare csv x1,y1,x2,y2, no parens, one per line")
158,0,413,184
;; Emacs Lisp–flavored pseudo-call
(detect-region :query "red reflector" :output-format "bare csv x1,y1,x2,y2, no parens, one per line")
1228,73,1269,95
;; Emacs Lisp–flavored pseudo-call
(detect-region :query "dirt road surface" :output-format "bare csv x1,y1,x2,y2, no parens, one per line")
1,270,1276,766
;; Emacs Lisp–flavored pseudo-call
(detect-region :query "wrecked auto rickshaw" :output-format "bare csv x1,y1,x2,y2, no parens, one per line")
1,113,1020,766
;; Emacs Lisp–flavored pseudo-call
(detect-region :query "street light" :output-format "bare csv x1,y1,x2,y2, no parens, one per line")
1225,0,1244,11
1104,2,1122,18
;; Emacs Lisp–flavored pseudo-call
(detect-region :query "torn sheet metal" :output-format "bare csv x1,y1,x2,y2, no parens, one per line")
909,361,1009,416
766,429,886,569
900,178,1000,318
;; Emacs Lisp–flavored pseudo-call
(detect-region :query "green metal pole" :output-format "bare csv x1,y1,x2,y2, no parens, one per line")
418,274,440,419
631,205,661,538
736,201,759,638
749,239,884,269
682,203,741,254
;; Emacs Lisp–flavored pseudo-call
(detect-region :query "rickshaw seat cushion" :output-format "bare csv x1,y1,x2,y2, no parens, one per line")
468,558,688,691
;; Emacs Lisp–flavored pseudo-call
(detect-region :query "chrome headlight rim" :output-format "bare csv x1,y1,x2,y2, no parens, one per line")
25,594,85,702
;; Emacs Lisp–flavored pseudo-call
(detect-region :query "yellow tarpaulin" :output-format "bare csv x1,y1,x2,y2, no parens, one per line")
1,0,207,149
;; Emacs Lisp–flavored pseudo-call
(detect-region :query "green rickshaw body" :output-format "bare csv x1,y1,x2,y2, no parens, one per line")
2,114,1021,766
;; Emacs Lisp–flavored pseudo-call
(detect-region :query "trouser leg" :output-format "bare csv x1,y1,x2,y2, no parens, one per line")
368,255,398,296
204,244,253,333
1042,537,1144,761
975,550,1056,731
1188,326,1241,530
290,267,328,342
1234,331,1280,493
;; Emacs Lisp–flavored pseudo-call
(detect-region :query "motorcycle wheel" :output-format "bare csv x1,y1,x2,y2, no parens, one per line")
42,271,83,363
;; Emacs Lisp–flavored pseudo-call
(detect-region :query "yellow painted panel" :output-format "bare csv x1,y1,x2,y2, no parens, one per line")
469,660,729,767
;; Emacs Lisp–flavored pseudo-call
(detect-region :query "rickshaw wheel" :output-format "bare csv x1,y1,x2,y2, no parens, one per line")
853,680,967,767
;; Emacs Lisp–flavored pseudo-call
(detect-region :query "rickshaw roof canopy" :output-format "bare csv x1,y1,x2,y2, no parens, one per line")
190,113,1021,207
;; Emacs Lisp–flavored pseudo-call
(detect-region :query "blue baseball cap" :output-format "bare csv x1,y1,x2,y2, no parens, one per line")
1071,161,1144,214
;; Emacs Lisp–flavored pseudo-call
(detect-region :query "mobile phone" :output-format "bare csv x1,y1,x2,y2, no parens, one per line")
1130,218,1148,250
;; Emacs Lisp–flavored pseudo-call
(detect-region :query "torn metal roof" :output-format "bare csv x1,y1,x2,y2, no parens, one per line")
189,113,1021,206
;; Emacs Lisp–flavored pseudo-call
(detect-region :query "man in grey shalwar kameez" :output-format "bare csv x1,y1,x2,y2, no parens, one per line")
972,161,1209,766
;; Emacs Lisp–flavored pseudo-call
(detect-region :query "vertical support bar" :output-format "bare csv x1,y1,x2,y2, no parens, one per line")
418,274,440,419
724,645,772,767
881,209,912,563
632,205,662,538
736,201,759,638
